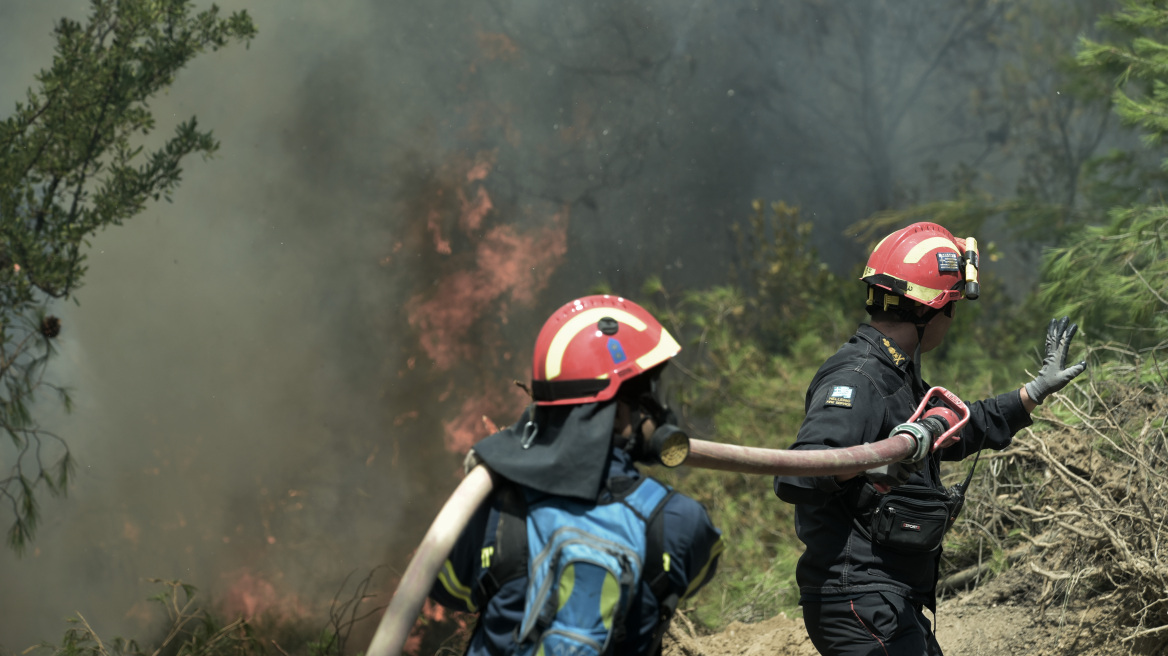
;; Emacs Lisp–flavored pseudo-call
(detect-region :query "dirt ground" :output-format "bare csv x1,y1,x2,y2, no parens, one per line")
663,568,1106,656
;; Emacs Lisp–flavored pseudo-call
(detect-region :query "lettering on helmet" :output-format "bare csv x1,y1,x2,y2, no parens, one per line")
825,385,855,408
936,252,960,273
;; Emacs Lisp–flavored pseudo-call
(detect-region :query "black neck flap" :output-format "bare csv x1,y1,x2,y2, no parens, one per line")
471,401,618,501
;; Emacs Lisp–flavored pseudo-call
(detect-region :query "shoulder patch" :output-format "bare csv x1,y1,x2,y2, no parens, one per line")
825,385,856,408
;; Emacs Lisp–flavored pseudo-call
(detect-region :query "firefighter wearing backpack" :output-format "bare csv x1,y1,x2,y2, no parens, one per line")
428,295,723,656
775,222,1087,656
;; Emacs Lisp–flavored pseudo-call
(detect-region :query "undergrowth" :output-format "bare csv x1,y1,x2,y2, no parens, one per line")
22,573,383,656
934,339,1168,653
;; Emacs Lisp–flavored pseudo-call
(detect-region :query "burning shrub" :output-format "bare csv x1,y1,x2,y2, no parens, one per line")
31,574,387,656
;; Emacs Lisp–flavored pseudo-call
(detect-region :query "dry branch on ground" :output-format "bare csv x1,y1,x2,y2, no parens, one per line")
945,357,1168,653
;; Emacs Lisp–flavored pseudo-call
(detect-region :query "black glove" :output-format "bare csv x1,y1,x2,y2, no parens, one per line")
1024,316,1087,404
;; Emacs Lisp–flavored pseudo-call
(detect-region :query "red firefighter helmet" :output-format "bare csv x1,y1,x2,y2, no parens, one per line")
861,222,980,311
531,295,681,406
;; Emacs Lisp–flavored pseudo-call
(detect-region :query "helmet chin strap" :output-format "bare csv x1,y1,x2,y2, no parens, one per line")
912,325,927,399
906,297,953,392
910,307,943,399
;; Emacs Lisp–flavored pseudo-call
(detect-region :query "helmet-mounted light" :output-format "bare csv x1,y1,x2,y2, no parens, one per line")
962,237,980,300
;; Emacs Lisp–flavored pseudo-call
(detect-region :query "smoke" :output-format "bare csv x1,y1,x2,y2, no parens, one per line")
0,0,1119,650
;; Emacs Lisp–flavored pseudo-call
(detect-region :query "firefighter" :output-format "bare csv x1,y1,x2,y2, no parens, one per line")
775,222,1086,656
428,295,723,655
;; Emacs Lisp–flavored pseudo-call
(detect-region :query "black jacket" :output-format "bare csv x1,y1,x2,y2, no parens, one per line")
774,324,1032,607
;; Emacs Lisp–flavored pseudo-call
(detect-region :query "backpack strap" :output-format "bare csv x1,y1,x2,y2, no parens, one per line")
473,480,528,606
641,483,679,656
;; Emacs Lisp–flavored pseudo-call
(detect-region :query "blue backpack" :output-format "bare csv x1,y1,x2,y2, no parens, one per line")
477,477,676,656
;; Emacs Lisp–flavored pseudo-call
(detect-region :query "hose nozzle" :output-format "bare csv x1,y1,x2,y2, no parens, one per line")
646,424,690,467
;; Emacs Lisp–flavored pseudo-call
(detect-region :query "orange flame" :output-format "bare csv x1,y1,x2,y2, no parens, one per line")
459,187,493,232
466,160,492,182
427,207,453,255
399,153,568,457
408,217,567,371
476,32,520,62
404,598,471,656
219,569,310,623
442,387,526,453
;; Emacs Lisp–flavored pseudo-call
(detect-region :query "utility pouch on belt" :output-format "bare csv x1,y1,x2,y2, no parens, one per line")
869,485,954,553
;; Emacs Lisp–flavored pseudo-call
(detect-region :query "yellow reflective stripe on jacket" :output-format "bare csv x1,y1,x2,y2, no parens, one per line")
682,536,724,600
437,559,477,613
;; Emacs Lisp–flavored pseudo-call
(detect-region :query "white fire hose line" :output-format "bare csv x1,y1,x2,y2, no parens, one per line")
366,433,917,656
367,464,496,656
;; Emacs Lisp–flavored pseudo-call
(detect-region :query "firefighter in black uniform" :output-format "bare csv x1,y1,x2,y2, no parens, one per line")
775,222,1087,656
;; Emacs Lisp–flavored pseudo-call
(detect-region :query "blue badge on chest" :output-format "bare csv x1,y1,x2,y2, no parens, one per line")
825,385,855,408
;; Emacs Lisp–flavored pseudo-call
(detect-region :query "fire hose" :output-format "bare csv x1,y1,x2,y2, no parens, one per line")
367,387,969,656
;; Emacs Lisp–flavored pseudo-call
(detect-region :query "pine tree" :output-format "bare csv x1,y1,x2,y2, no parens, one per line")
1041,1,1168,349
0,0,255,553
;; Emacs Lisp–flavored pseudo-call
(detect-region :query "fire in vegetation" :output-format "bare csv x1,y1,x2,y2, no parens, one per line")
404,598,474,656
395,151,567,455
218,568,311,625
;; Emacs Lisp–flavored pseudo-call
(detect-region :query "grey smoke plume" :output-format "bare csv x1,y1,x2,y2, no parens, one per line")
0,0,1118,649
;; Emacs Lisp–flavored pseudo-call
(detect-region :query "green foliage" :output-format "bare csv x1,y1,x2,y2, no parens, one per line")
1041,207,1167,348
0,0,255,552
1079,2,1168,156
1047,0,1168,349
645,203,857,626
728,201,853,354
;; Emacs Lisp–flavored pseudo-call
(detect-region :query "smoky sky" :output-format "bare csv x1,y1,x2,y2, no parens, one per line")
0,0,1120,651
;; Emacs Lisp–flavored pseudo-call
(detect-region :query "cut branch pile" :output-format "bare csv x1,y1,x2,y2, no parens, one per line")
945,350,1168,653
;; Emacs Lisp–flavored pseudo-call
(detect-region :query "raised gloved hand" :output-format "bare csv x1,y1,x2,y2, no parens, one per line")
1024,316,1087,404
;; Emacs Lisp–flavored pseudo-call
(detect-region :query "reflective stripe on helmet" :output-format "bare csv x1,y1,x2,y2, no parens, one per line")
544,307,648,380
904,280,946,304
634,329,682,371
903,236,960,263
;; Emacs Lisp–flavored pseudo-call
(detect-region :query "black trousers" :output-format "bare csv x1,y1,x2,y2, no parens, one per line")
802,592,943,656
